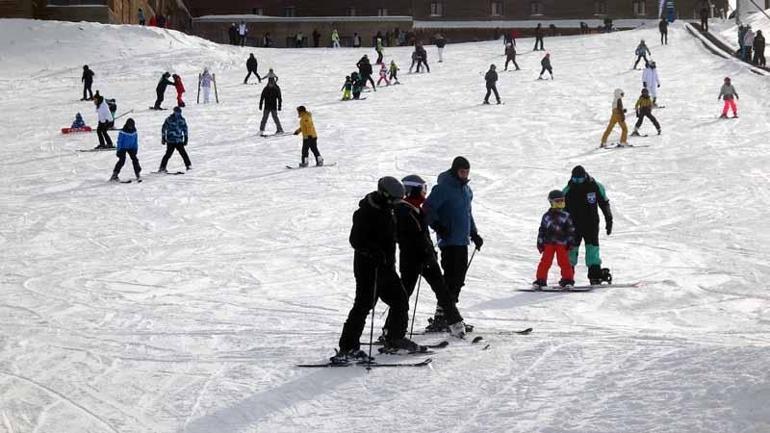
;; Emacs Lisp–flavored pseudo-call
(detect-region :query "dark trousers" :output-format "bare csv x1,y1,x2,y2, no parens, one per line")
244,70,261,84
635,109,661,130
362,73,376,88
153,89,164,109
160,143,191,169
539,66,553,77
633,54,648,69
389,70,398,81
701,17,708,32
338,256,409,351
114,149,141,177
744,47,753,62
239,35,246,46
259,109,283,132
534,36,544,50
484,85,500,103
376,49,383,64
417,60,430,72
301,137,320,160
83,82,93,100
660,31,668,45
439,245,469,303
755,49,766,66
505,56,520,70
96,121,113,147
395,258,463,326
409,59,417,72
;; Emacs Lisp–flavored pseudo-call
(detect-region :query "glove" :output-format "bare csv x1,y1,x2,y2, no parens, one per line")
259,105,263,111
471,232,484,250
183,139,188,146
161,138,166,145
606,219,613,236
537,244,544,254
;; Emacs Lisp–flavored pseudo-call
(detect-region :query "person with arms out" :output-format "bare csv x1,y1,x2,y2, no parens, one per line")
633,40,651,69
159,107,191,172
532,190,576,289
259,78,283,136
110,118,141,182
244,53,261,84
293,106,323,167
200,68,213,104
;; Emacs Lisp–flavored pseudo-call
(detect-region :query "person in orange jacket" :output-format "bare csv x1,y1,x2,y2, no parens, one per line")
172,74,185,107
293,106,323,167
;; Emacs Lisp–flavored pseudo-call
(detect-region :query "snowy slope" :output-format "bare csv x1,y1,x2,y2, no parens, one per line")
2,19,770,433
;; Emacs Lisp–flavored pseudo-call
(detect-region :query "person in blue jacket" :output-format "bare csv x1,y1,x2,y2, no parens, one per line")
159,107,191,172
110,118,141,182
423,156,483,331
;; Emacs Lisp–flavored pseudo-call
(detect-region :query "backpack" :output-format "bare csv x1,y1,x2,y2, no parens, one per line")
106,98,117,115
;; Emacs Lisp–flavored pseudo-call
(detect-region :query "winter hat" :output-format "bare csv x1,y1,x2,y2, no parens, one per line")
378,176,405,203
451,156,471,172
548,189,566,209
402,174,427,197
173,106,182,113
724,77,731,83
490,64,496,69
122,118,136,133
297,105,307,113
641,88,650,96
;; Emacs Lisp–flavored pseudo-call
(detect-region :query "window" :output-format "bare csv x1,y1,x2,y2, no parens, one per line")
347,7,356,16
283,6,295,17
430,1,443,17
491,1,503,16
378,8,388,16
530,1,543,15
633,0,646,15
594,1,607,14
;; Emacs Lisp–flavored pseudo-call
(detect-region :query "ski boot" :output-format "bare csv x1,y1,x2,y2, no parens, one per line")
558,279,575,289
330,348,373,365
425,315,449,333
630,128,641,137
109,172,119,182
588,265,603,285
600,268,613,284
382,337,426,354
719,114,728,119
315,156,324,167
299,157,309,168
448,321,466,339
532,279,547,290
657,128,661,135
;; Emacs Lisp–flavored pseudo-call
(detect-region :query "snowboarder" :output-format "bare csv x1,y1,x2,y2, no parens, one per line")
435,33,446,62
718,76,739,118
633,40,651,69
110,118,141,182
534,23,545,51
642,61,661,106
172,74,185,107
200,68,213,104
244,53,261,84
532,190,576,289
238,21,248,46
356,55,376,90
659,18,668,45
331,28,341,48
153,72,174,110
754,30,766,66
341,76,352,100
538,53,553,80
258,77,283,136
293,106,323,167
376,63,391,86
159,107,191,172
94,95,114,149
632,88,661,136
81,65,94,101
563,166,613,285
600,89,629,148
333,177,423,363
424,157,483,331
504,42,520,71
389,60,400,84
483,64,501,104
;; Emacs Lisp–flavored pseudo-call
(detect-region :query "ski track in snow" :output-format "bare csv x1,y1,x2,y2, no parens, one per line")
1,18,770,433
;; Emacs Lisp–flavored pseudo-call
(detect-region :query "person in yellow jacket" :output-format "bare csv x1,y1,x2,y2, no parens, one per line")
600,88,629,148
294,106,323,167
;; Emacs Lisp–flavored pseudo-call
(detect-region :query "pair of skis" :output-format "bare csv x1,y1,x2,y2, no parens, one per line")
196,73,219,104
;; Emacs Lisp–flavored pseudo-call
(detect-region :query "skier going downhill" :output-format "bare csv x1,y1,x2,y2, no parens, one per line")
718,76,739,118
110,118,142,182
259,78,283,136
532,189,576,289
633,40,651,69
244,53,261,84
632,88,661,136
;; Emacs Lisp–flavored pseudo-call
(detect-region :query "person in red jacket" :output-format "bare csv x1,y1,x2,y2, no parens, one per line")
172,74,185,107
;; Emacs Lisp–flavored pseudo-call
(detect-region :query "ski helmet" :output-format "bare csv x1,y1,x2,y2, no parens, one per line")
402,174,427,197
377,176,405,204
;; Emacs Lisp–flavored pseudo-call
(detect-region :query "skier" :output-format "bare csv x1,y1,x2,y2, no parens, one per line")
153,72,174,110
632,88,661,136
94,95,114,149
659,18,668,45
642,61,661,106
504,42,520,71
264,68,278,83
424,156,483,331
718,76,739,118
172,74,185,107
754,30,766,66
388,59,400,84
633,40,651,69
375,34,384,64
390,174,467,338
351,72,363,100
538,53,553,80
244,53,261,84
356,55,376,91
435,33,446,63
333,177,423,363
416,43,430,72
110,118,141,182
331,28,341,48
532,190,576,289
534,23,544,51
159,107,191,172
600,88,629,148
376,63,391,86
563,165,613,285
483,64,501,105
341,76,352,100
81,65,94,101
200,68,213,104
238,21,248,46
293,106,323,167
258,77,283,136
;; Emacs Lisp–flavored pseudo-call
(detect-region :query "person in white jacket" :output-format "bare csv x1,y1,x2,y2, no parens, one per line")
642,61,661,106
331,29,340,48
743,27,756,62
200,68,213,104
94,95,114,149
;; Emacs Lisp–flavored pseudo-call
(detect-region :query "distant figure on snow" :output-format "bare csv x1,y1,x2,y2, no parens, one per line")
538,53,553,80
172,74,185,107
153,72,174,110
718,77,739,119
244,53,261,84
483,64,501,105
200,68,213,104
81,65,94,101
259,78,284,136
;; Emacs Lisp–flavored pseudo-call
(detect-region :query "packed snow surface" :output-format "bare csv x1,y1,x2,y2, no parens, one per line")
1,18,770,433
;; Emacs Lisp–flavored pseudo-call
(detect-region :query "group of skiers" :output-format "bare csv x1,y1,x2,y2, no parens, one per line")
737,25,766,66
152,72,186,110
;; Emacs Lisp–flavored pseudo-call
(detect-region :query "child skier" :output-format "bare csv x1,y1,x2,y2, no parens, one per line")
533,190,576,289
159,107,191,172
718,77,739,118
389,60,400,84
200,68,213,104
341,76,352,100
293,106,323,167
538,53,553,80
632,88,661,136
110,118,142,182
377,63,391,86
172,74,185,107
633,40,651,69
600,88,629,148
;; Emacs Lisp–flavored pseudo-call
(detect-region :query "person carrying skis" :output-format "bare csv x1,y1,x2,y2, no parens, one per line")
159,106,191,172
504,42,520,71
424,156,483,331
200,68,213,104
376,63,391,86
333,177,423,364
600,88,629,148
293,106,323,167
331,28,341,48
659,18,668,45
532,189,576,289
563,165,613,285
351,72,363,100
172,74,185,107
483,64,501,105
391,174,467,338
388,60,400,84
356,55,376,91
534,23,545,51
718,76,739,118
94,95,114,149
632,88,661,136
110,118,141,182
642,60,661,106
81,65,94,101
244,53,261,84
341,76,353,100
153,72,174,110
633,40,651,69
538,53,553,80
258,77,283,136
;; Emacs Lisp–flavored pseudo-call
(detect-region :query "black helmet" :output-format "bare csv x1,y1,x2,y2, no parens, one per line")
401,174,426,197
377,176,405,203
547,189,565,201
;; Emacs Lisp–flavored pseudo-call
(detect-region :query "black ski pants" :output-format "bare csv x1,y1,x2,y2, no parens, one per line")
83,81,93,100
539,66,553,77
338,255,409,351
153,89,165,109
376,49,383,64
362,73,376,89
301,137,320,160
755,49,766,66
633,54,648,69
395,257,463,326
660,31,668,45
505,55,520,70
485,85,500,103
409,59,418,72
114,149,141,177
96,121,113,147
418,60,430,73
160,142,191,170
259,109,283,132
244,69,261,84
635,109,660,131
439,245,469,303
534,36,544,50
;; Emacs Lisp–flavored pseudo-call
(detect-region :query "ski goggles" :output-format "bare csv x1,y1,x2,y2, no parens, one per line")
571,176,586,184
403,180,428,193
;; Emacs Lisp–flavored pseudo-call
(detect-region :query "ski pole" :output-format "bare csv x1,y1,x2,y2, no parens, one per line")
467,248,478,271
408,274,423,339
366,267,379,370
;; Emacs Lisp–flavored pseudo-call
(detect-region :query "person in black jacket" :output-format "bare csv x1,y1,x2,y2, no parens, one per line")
244,53,261,84
504,42,519,71
534,23,545,51
753,30,766,66
258,78,283,136
81,65,94,101
334,177,423,363
228,23,237,45
483,64,501,104
356,55,376,91
153,72,174,110
563,165,613,284
435,33,446,63
659,18,668,45
538,53,553,80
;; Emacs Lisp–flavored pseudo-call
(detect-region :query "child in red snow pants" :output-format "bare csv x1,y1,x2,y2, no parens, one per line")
722,99,737,116
536,244,574,282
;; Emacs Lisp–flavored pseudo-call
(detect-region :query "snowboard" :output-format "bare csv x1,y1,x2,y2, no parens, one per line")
518,282,641,292
259,132,293,139
115,179,142,184
152,171,185,175
286,162,336,169
61,127,92,134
